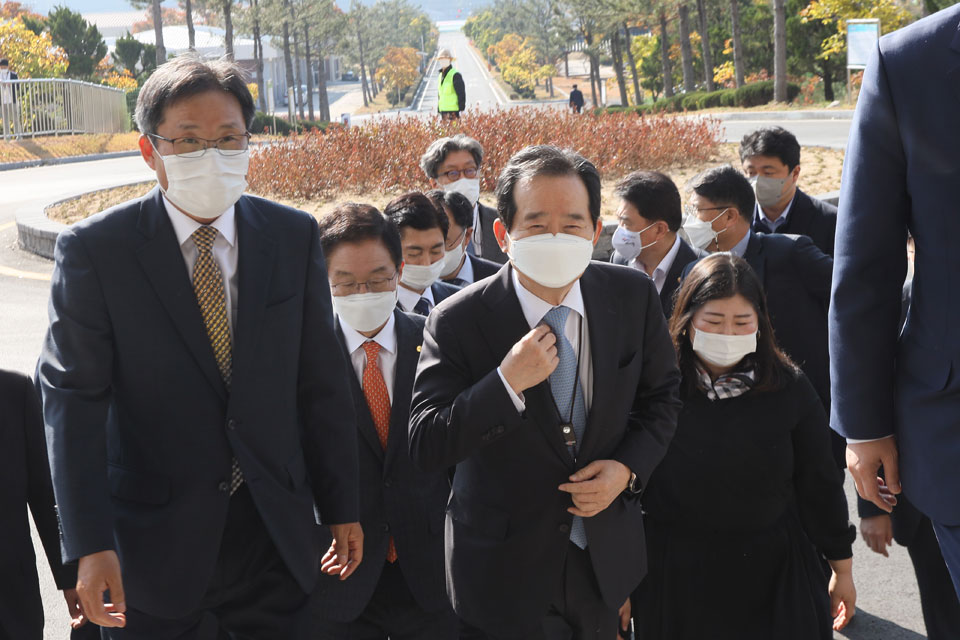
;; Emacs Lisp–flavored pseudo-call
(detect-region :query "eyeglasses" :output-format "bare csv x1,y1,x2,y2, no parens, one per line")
331,272,398,295
445,228,467,251
440,167,478,182
149,132,251,158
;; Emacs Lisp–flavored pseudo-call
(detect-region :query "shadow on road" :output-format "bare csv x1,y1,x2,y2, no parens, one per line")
837,609,926,639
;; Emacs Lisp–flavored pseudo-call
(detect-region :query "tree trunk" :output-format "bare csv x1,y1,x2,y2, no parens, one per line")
317,55,331,121
695,0,714,91
610,26,629,106
357,20,370,107
152,0,166,65
564,51,569,77
730,0,745,87
659,10,674,98
623,21,642,105
678,4,696,92
281,13,295,119
291,15,304,120
185,0,195,50
223,0,234,60
303,23,315,121
820,60,835,102
252,0,265,111
592,56,602,106
773,0,787,101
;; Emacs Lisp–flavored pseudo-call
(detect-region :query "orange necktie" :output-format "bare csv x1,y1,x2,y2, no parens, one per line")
361,341,397,563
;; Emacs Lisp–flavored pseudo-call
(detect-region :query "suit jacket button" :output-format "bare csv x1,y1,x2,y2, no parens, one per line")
226,418,238,430
558,523,570,534
218,481,230,493
382,523,390,533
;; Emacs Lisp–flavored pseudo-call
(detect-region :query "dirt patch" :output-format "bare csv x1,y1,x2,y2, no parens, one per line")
42,144,843,225
0,132,142,164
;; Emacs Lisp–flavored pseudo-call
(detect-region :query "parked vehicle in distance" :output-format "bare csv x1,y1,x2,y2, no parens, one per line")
341,71,357,81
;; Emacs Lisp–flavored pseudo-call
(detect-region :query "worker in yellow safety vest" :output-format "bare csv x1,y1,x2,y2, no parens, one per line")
436,48,465,121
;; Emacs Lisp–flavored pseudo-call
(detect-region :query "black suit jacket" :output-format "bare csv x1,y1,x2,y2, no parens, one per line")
467,253,500,281
475,203,508,264
753,188,837,257
313,311,452,621
610,237,703,318
38,187,359,619
0,370,75,640
409,263,682,634
432,280,460,305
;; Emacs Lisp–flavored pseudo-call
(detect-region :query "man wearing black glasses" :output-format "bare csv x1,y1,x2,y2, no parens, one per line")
421,134,508,265
37,55,362,639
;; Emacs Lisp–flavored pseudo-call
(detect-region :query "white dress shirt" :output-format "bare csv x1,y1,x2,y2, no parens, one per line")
470,203,483,255
729,229,752,258
397,283,435,313
497,269,593,413
451,253,475,284
631,234,682,294
755,192,796,232
339,312,398,402
163,195,239,338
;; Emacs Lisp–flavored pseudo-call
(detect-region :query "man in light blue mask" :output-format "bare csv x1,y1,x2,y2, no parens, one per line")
739,126,837,256
410,145,681,639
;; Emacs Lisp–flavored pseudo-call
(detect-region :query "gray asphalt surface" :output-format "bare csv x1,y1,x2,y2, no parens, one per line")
418,30,506,114
0,62,939,640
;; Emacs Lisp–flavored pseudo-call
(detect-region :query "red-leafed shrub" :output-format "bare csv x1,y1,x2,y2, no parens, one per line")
247,108,722,202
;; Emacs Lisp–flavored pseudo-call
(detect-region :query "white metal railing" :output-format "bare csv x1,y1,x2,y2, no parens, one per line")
0,78,129,141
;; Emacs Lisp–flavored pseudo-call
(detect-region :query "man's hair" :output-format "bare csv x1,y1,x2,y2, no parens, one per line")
739,126,801,171
135,54,255,136
384,191,449,237
0,59,8,67
495,145,601,230
614,170,682,232
317,203,402,268
572,84,577,89
426,189,473,230
687,165,755,223
420,134,484,179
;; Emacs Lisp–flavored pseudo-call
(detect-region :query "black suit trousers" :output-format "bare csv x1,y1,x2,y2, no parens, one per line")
910,516,960,640
103,486,308,640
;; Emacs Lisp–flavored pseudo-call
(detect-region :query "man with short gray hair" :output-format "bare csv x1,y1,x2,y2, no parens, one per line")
39,54,362,638
421,134,507,264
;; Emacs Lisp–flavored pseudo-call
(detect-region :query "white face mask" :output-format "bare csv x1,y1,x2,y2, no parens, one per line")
333,289,397,333
158,146,250,220
441,231,467,277
438,58,452,68
611,222,657,263
507,232,594,289
442,177,481,207
692,328,757,368
681,209,727,251
751,175,790,208
400,259,446,291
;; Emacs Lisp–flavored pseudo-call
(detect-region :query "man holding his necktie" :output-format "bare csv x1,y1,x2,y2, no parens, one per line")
409,145,682,639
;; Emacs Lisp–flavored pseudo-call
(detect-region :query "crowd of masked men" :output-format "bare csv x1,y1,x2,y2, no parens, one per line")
7,54,960,640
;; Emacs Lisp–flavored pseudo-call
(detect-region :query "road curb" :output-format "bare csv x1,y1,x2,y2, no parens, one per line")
0,149,140,172
710,110,854,121
17,179,151,260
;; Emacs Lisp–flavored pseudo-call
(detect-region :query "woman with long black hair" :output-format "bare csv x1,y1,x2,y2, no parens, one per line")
633,253,858,639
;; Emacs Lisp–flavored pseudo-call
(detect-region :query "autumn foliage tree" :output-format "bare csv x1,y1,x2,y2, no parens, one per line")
0,18,68,78
375,46,420,105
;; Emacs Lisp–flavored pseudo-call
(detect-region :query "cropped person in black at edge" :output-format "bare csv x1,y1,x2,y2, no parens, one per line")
632,253,858,640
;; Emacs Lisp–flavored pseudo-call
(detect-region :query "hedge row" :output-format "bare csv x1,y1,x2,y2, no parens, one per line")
601,80,801,115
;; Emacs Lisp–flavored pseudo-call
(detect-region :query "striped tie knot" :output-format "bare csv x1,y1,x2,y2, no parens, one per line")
362,340,381,364
192,226,218,253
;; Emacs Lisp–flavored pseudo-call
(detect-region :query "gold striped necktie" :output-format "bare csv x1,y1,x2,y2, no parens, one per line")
191,225,243,495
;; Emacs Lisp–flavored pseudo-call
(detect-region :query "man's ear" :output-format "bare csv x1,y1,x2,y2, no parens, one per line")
139,135,157,170
429,178,439,189
592,218,603,245
493,218,509,253
791,165,801,184
463,227,474,249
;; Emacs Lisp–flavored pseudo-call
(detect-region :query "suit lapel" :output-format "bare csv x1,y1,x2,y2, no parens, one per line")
384,311,418,474
577,265,617,462
135,188,227,401
743,232,765,283
661,240,695,314
947,22,960,105
478,266,574,467
232,197,277,378
334,319,385,463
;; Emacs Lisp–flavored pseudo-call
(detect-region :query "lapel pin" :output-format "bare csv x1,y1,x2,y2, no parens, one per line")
416,345,422,353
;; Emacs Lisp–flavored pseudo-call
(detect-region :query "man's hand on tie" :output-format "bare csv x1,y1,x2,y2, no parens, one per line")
500,325,559,395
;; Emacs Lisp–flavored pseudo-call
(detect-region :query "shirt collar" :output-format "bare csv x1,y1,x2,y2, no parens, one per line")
510,267,585,329
397,283,435,312
639,233,682,279
729,229,752,258
455,252,475,283
340,310,397,356
163,194,237,248
754,190,797,229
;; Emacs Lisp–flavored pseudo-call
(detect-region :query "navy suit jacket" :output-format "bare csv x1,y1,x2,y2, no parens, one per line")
313,311,452,621
610,236,702,318
409,263,682,634
38,187,359,618
467,253,500,281
1,370,75,640
830,5,960,524
754,188,837,257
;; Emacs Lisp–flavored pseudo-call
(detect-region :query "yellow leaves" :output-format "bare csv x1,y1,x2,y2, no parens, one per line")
489,34,544,95
0,17,68,78
375,46,420,93
489,33,524,68
714,60,736,87
99,70,138,92
247,83,259,103
801,0,912,60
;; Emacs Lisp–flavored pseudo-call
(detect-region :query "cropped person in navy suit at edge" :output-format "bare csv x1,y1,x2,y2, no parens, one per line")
420,134,508,264
37,55,362,638
830,3,960,599
855,235,960,639
739,126,837,256
427,189,501,287
309,204,458,639
608,170,704,318
384,192,461,317
679,166,841,466
409,145,682,639
0,370,80,640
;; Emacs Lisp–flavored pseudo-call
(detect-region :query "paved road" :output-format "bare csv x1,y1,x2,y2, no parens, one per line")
721,117,852,149
417,30,506,114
